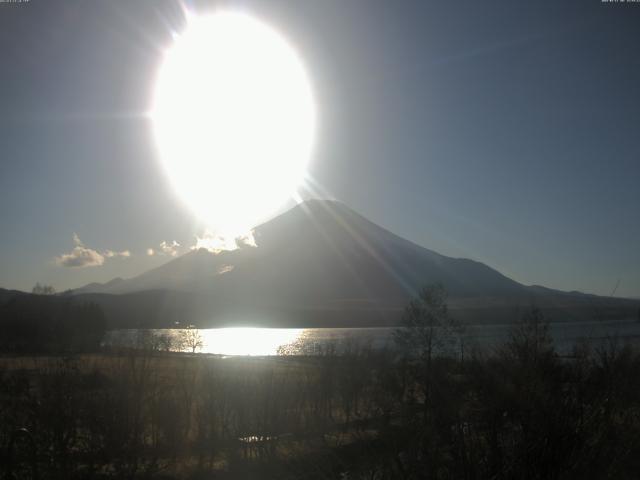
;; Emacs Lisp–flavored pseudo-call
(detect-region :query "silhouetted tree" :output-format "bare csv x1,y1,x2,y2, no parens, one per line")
504,305,554,365
393,283,457,363
32,282,56,295
179,326,204,353
0,295,106,353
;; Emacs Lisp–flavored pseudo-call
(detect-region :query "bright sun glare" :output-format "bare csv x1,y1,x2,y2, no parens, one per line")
152,12,316,235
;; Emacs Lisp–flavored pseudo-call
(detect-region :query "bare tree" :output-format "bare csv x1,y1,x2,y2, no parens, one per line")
32,283,56,295
505,305,554,365
179,326,204,353
393,283,457,364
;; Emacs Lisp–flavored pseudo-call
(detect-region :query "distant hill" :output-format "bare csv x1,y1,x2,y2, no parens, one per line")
0,289,105,353
73,277,125,295
70,200,640,328
0,288,27,305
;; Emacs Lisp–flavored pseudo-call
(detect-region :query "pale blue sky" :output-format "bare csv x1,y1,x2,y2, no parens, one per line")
1,0,639,297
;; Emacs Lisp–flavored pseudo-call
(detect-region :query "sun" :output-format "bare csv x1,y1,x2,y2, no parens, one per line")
152,11,315,235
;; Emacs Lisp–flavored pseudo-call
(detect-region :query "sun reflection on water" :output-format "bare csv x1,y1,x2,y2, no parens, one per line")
199,327,305,356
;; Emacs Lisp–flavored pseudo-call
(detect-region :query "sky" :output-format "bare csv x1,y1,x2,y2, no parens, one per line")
0,0,639,298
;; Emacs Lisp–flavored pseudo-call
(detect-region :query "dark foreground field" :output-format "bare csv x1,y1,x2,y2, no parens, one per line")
2,324,640,480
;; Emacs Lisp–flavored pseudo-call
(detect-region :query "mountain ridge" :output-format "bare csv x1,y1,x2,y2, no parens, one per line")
74,199,527,299
59,199,639,328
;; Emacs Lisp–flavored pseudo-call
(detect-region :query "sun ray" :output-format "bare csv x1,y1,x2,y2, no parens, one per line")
301,178,419,300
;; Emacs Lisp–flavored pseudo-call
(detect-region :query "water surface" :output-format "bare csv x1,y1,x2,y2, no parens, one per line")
103,319,640,356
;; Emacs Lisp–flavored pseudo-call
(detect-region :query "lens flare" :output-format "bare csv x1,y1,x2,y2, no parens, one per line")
152,12,315,235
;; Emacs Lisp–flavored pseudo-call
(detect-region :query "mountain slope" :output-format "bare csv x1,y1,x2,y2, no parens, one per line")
78,200,527,301
73,200,639,327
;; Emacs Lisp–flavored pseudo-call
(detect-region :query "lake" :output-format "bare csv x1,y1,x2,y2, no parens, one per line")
103,319,640,356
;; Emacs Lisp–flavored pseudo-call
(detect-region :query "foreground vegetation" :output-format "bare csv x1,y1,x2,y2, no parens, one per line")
1,288,640,479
